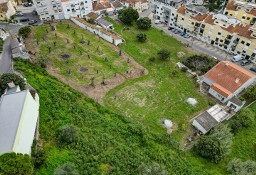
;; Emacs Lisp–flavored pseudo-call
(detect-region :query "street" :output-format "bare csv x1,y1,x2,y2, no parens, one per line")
0,36,12,74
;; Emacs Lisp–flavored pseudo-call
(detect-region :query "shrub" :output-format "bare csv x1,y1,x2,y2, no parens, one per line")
138,162,167,175
18,26,31,38
149,57,155,62
229,119,242,134
236,108,255,128
118,8,139,25
227,159,256,175
0,73,25,95
136,33,147,42
54,163,79,175
136,17,151,30
180,67,188,72
243,85,256,101
87,18,95,24
32,148,46,168
195,124,233,163
58,125,78,144
157,49,170,61
0,152,33,175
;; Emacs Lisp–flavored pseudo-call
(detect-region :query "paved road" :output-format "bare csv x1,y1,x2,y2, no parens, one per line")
0,36,12,74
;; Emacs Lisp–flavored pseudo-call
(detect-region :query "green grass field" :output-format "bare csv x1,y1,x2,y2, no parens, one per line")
104,18,210,140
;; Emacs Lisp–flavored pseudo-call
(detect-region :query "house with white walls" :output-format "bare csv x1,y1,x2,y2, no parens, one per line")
202,61,256,103
0,82,39,155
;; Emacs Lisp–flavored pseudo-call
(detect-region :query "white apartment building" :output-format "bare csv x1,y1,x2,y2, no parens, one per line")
33,0,93,21
151,0,184,27
33,0,64,20
61,0,93,19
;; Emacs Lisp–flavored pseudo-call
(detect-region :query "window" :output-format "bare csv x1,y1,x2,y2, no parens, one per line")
247,17,250,20
225,12,228,15
242,16,245,19
243,50,246,53
230,14,233,16
246,43,250,46
237,51,240,54
241,41,245,44
218,32,221,35
181,17,184,20
220,39,223,42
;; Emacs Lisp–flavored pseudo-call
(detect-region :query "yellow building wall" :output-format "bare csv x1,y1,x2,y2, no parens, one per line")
0,13,7,21
226,9,255,24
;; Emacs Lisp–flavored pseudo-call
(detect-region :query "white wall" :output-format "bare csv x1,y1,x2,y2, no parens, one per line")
13,91,39,155
71,18,123,46
192,120,207,134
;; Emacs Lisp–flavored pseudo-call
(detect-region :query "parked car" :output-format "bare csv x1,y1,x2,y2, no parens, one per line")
16,11,23,16
250,67,256,73
231,55,243,62
23,2,32,7
28,20,37,25
174,30,180,34
168,26,174,30
240,60,251,66
154,20,160,24
180,32,186,36
171,28,176,32
183,33,190,38
19,18,29,22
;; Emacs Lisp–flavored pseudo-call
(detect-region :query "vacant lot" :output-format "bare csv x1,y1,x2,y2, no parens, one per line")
104,18,210,140
25,20,146,103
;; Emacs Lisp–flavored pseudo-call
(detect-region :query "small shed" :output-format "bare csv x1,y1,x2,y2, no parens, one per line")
227,97,245,112
192,104,229,134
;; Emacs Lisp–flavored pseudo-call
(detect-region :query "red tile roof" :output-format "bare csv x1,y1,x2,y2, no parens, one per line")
112,0,123,8
0,2,8,13
193,14,208,21
93,2,106,11
86,12,100,20
222,23,253,39
211,83,231,97
226,1,237,11
204,14,215,25
177,6,185,15
204,61,255,96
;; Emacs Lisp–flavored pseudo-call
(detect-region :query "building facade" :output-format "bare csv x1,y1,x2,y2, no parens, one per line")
61,0,93,19
123,0,149,13
224,0,256,25
33,0,64,20
0,0,17,20
176,4,256,60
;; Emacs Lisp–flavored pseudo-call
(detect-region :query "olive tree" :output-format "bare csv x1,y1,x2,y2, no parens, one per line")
136,17,151,30
58,125,78,144
118,8,139,25
157,49,170,61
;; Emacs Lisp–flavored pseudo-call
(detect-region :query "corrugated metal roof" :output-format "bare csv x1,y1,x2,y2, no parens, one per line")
0,90,28,153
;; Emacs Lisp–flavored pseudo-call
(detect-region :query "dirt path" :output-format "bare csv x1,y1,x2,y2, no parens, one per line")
25,21,148,105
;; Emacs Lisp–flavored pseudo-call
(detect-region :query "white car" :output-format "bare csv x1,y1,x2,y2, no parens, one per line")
154,20,160,24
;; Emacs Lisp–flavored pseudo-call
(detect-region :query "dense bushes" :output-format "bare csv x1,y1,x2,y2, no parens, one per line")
227,159,256,175
118,8,139,25
18,26,31,38
182,55,217,75
243,85,256,101
195,124,233,163
0,38,4,52
58,125,78,144
136,33,147,42
136,17,151,30
14,60,214,175
229,108,255,134
158,49,170,61
0,152,33,175
54,163,79,175
0,73,25,95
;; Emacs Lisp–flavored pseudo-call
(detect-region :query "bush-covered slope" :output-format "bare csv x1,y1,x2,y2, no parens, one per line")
15,60,214,175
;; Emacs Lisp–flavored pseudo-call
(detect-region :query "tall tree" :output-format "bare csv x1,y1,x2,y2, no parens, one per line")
118,8,139,25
